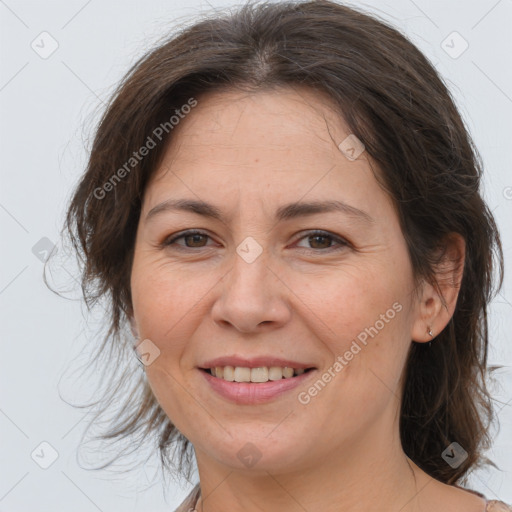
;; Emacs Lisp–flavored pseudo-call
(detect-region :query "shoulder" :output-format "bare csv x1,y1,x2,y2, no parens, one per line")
456,485,512,512
420,478,494,512
485,500,512,512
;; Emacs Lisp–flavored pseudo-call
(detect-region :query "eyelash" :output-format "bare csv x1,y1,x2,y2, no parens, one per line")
162,229,350,253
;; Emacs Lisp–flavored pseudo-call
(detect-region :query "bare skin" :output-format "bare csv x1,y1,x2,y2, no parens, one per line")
129,87,485,512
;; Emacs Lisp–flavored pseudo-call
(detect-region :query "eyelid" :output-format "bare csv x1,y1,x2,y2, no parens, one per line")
162,229,216,248
293,229,350,250
162,228,351,252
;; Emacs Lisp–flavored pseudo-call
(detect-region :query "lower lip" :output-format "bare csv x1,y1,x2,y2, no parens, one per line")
200,369,316,405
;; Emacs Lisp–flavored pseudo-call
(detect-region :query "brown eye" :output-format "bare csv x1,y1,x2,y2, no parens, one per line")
163,230,213,249
295,230,349,252
308,234,333,249
183,233,208,247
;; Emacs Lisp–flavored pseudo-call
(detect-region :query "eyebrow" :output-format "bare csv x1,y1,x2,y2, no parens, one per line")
145,198,374,224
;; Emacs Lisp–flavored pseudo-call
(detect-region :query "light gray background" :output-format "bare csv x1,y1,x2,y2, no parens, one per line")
1,0,511,510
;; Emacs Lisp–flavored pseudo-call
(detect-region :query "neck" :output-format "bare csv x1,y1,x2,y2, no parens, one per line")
193,415,423,511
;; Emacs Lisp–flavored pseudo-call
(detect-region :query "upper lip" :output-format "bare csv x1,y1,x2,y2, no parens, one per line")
200,356,316,369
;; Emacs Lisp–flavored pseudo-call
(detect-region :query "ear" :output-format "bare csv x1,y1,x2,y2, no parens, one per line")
411,233,465,342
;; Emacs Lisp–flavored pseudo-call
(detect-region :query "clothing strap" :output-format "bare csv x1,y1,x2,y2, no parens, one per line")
174,486,512,511
486,500,512,512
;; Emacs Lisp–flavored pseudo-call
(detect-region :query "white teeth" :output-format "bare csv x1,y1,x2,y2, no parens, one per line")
234,367,251,382
282,367,294,379
208,366,309,383
223,366,235,381
268,366,283,380
251,367,269,382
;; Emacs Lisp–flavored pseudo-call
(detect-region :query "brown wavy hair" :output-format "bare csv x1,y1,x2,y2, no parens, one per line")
55,0,504,488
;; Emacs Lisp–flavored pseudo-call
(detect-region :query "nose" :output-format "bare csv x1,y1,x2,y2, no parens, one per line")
211,249,292,333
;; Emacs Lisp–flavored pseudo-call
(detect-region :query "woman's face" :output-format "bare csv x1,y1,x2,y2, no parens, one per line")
130,87,426,473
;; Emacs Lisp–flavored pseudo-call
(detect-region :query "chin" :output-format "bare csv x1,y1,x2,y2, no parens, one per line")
193,427,314,474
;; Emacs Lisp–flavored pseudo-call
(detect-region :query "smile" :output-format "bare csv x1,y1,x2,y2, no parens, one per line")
203,366,313,382
199,362,317,404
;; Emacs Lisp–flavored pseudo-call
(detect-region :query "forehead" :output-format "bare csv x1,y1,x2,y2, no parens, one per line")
158,86,350,166
142,87,390,220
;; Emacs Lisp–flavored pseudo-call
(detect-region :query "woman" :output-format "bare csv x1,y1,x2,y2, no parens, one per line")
61,0,510,510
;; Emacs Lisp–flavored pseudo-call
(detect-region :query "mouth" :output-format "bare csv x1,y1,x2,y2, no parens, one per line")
198,358,318,404
200,366,315,383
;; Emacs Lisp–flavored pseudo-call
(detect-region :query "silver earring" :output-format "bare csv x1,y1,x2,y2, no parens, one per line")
427,326,433,337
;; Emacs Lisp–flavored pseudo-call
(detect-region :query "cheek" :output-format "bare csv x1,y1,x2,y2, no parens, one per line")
143,363,211,447
313,264,411,385
130,261,210,429
308,263,402,333
130,255,215,342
